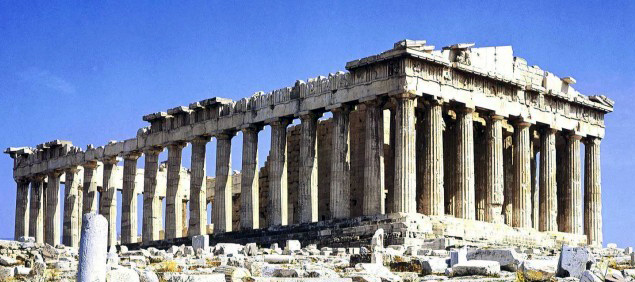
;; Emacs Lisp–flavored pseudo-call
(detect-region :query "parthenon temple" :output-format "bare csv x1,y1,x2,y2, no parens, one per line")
5,40,614,250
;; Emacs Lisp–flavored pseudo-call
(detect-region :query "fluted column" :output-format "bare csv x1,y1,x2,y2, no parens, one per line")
503,134,514,225
512,121,531,228
29,175,45,243
45,170,62,246
188,137,210,236
121,152,141,244
213,132,234,233
100,157,118,246
584,137,602,246
421,99,445,215
330,105,352,219
241,126,261,229
62,166,80,247
142,147,163,243
539,128,558,231
393,94,417,213
269,119,291,226
14,178,30,240
166,142,186,239
531,141,539,229
562,134,583,234
298,111,321,223
82,161,99,214
485,114,504,223
363,99,385,215
455,107,475,219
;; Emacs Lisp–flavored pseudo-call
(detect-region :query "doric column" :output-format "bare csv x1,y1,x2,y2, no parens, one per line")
269,118,291,226
444,118,456,216
121,152,141,244
562,134,583,234
455,107,475,220
213,132,234,233
45,170,62,246
363,99,385,215
29,175,45,243
503,134,514,225
14,177,30,240
100,157,118,247
166,142,186,239
485,114,504,223
584,137,602,246
189,136,210,236
420,99,445,216
298,111,321,223
241,125,261,229
142,147,163,243
393,94,417,213
330,105,352,219
512,121,531,228
62,166,80,247
82,161,99,214
539,127,558,231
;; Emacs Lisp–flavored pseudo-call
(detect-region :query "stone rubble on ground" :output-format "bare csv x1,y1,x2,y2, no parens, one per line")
1,229,633,281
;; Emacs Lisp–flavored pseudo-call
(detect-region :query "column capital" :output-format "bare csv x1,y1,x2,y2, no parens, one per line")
240,124,264,133
100,155,119,165
143,146,164,156
540,125,559,134
123,151,142,160
191,136,212,144
215,130,236,140
15,176,30,184
584,136,602,145
65,166,81,173
424,97,445,107
167,141,187,150
268,117,292,127
513,119,531,128
83,160,99,169
31,174,46,181
298,110,322,121
326,103,352,113
48,170,63,178
360,96,386,108
487,113,505,121
566,132,583,141
389,91,417,99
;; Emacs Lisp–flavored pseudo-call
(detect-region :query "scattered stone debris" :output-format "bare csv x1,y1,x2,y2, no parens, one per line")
0,224,632,282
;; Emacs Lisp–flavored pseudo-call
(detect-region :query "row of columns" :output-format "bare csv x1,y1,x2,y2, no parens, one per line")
11,93,604,247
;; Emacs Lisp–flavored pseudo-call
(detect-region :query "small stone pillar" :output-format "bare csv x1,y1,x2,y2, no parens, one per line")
166,142,186,239
46,170,62,246
29,175,45,244
100,156,119,247
63,166,81,247
121,152,141,244
142,147,163,242
584,137,602,246
241,125,262,230
77,213,108,282
269,118,291,226
213,131,234,233
14,177,30,240
455,107,475,220
363,98,385,216
539,127,558,232
82,161,99,214
298,111,321,223
485,114,504,223
189,136,210,236
330,105,352,219
422,99,445,216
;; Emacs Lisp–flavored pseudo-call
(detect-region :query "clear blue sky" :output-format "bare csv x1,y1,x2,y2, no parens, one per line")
1,1,633,246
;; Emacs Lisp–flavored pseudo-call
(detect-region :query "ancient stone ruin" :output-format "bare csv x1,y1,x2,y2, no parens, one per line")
5,39,614,255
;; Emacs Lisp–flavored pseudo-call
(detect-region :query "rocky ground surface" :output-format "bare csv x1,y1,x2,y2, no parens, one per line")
1,231,634,282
